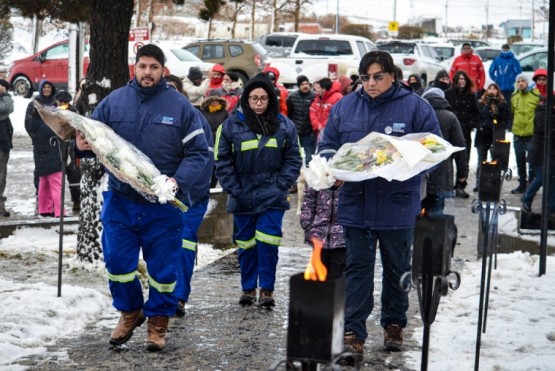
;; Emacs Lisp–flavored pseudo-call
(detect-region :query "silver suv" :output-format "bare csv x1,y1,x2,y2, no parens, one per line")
377,41,446,84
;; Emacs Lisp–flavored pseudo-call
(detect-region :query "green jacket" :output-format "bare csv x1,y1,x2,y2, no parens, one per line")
511,88,541,137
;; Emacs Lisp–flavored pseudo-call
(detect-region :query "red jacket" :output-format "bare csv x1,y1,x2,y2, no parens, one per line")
309,83,343,133
450,52,485,93
263,65,288,116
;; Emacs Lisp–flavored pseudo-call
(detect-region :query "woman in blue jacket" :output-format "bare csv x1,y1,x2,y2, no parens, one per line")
215,73,301,308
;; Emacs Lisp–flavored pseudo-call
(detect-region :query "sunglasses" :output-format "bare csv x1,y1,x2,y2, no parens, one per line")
360,72,386,82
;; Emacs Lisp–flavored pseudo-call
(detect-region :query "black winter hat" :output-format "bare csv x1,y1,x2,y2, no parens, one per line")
54,90,73,103
241,73,278,109
0,79,10,90
187,66,203,81
434,70,449,80
296,75,309,86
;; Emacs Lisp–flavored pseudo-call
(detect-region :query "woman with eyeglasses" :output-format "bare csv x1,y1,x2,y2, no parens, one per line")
214,73,301,309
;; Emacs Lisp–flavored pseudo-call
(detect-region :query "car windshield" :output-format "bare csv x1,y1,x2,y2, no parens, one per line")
378,42,415,54
512,44,543,56
433,47,454,59
294,39,354,56
169,48,202,62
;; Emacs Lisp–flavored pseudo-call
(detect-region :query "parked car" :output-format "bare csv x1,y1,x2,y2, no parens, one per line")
474,46,501,61
510,41,545,56
183,39,268,86
6,40,91,98
447,39,490,48
377,41,445,84
256,32,304,58
157,45,214,79
484,47,550,89
431,43,456,62
267,33,377,89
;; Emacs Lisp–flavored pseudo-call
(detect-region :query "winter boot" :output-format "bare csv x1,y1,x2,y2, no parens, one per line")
384,324,403,351
341,331,364,366
238,289,257,306
109,309,145,345
146,316,169,351
259,289,275,308
175,300,186,317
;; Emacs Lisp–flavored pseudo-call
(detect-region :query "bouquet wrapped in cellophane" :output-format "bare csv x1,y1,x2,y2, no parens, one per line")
33,99,188,212
305,132,463,189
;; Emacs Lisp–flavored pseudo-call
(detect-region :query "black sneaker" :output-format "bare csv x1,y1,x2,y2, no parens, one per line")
511,186,526,194
455,187,470,199
384,324,403,351
521,201,532,214
239,290,257,306
259,289,275,308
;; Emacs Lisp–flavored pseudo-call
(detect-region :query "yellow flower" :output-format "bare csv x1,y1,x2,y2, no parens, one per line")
375,149,390,165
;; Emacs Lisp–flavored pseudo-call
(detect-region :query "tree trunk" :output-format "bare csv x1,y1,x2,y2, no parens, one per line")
75,0,133,265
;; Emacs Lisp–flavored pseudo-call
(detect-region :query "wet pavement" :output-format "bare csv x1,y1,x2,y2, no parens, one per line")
4,135,534,370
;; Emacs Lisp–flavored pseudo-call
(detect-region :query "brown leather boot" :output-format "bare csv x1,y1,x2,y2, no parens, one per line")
109,309,146,345
146,316,169,351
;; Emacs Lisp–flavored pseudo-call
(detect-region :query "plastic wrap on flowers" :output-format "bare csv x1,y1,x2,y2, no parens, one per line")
33,99,188,212
330,132,464,182
304,155,336,190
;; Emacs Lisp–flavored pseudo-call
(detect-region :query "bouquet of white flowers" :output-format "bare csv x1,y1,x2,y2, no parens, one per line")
305,132,464,188
33,99,188,212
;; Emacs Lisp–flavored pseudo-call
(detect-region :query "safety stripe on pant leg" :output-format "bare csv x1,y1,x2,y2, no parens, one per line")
147,274,176,293
236,237,256,250
106,270,137,283
255,230,281,246
182,239,197,252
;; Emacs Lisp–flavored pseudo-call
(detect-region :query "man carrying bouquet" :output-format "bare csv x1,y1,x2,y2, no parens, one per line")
317,51,442,362
76,44,210,351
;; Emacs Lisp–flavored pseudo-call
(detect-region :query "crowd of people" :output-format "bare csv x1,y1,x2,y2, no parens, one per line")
0,41,552,362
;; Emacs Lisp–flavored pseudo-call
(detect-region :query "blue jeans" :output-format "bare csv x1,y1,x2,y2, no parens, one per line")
513,135,533,186
299,134,316,164
343,227,413,341
523,165,555,212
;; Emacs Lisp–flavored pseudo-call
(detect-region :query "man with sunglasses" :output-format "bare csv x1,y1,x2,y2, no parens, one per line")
317,51,441,362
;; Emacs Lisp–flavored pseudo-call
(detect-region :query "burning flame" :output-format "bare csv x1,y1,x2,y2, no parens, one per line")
58,103,69,110
304,238,328,281
420,208,426,217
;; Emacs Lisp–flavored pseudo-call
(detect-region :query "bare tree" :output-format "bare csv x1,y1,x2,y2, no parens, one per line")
0,16,13,64
223,0,247,38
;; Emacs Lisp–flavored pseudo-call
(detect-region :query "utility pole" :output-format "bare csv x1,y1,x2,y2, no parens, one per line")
335,0,339,34
531,0,535,41
445,1,448,38
485,0,489,41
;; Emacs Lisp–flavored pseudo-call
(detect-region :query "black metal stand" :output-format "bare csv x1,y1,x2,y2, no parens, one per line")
471,198,507,371
53,138,70,297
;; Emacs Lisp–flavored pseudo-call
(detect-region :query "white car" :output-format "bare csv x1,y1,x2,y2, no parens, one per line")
158,45,214,79
377,41,446,84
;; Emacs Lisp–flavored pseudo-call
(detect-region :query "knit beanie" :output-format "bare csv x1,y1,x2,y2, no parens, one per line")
422,87,445,99
187,67,203,81
515,74,530,85
296,75,309,87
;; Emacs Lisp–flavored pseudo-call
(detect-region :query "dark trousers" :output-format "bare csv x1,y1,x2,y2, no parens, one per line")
514,135,533,187
343,227,413,342
321,248,346,280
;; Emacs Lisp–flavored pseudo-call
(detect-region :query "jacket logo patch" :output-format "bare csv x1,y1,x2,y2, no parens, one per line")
161,116,174,125
392,123,406,133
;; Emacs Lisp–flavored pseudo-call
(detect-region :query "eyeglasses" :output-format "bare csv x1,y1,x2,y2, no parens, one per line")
360,72,386,82
248,95,269,104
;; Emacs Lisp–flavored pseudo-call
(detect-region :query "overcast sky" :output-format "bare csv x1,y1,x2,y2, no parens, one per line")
312,0,546,29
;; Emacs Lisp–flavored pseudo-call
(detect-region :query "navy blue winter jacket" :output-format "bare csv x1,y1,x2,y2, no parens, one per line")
188,109,214,205
214,108,302,214
91,78,210,205
318,82,442,229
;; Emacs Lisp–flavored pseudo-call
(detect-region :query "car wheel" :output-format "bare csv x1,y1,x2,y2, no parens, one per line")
12,76,33,98
232,71,249,89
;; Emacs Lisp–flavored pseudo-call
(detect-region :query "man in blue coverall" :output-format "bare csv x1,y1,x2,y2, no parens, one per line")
76,44,209,351
317,50,441,361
